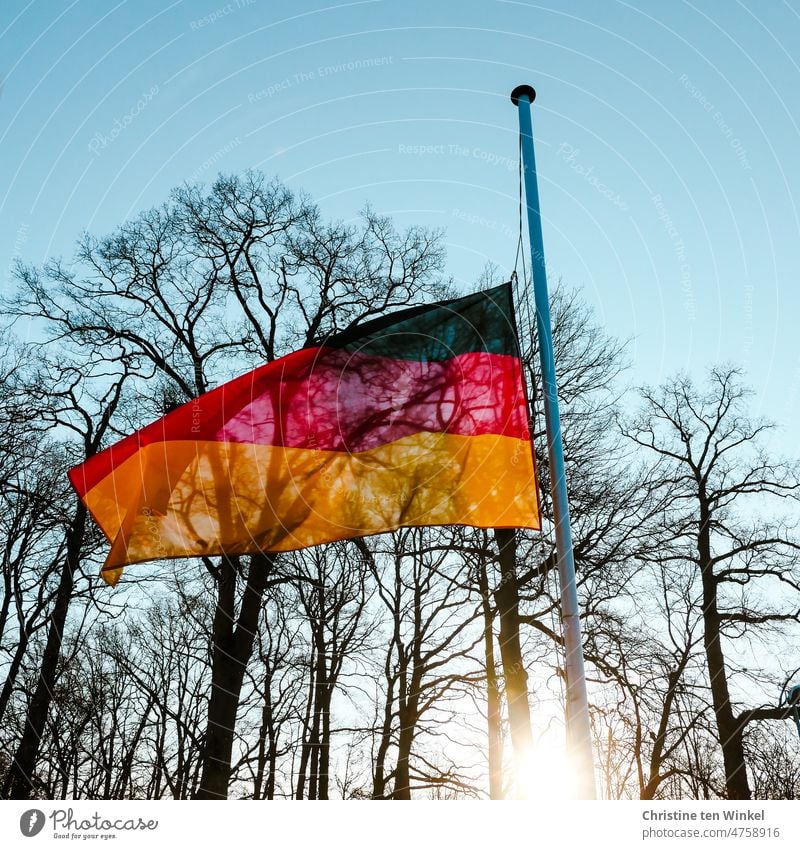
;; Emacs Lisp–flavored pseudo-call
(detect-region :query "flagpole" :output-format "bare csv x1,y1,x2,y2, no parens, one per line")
510,84,597,799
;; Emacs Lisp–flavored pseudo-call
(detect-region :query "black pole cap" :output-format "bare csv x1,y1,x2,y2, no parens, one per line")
510,84,537,106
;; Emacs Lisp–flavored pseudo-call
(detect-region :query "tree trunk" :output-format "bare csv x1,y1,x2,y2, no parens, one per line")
493,528,533,786
0,567,12,659
478,552,504,799
392,705,415,800
114,692,155,798
393,621,423,801
3,503,86,799
698,498,751,800
372,676,394,798
307,596,327,801
391,619,414,800
295,644,316,800
266,738,277,800
195,551,273,799
318,687,332,800
0,628,31,727
640,653,691,800
253,674,275,799
307,663,322,800
394,666,423,802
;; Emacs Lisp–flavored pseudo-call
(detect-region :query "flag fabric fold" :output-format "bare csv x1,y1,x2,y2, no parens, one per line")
68,283,540,585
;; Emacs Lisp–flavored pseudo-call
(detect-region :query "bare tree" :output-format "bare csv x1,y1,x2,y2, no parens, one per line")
624,367,800,798
4,171,447,799
746,722,800,799
0,431,70,730
356,528,485,799
234,582,306,799
1,347,134,799
290,543,371,800
7,171,798,802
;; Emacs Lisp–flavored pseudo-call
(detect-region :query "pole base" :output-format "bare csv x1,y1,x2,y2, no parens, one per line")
510,84,537,106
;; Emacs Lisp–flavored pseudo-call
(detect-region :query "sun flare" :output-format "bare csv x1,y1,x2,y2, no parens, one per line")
517,738,580,800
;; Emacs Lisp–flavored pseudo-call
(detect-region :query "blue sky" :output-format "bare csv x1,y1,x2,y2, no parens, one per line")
3,0,799,439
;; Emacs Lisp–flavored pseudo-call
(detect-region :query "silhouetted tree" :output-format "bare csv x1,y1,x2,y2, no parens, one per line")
624,367,800,799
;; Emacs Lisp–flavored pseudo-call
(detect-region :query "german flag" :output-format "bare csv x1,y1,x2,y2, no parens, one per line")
68,283,540,585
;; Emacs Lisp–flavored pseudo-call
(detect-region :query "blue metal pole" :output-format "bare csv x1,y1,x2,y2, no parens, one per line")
511,84,597,799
